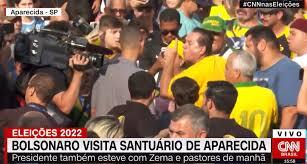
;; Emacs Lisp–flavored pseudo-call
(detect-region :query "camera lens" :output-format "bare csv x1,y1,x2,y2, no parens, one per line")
87,54,103,68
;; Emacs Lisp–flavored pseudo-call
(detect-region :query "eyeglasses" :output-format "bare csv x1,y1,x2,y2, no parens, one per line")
110,8,127,14
258,11,278,17
161,29,178,36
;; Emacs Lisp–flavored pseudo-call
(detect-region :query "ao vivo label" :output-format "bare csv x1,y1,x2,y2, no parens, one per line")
272,129,305,160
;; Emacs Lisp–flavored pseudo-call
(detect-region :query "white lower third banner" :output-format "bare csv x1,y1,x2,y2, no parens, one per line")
6,138,271,163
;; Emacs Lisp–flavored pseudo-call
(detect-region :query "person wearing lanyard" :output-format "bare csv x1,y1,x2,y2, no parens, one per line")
0,72,59,129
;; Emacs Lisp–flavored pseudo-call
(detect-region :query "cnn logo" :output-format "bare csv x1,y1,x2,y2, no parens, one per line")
277,141,300,152
272,129,306,162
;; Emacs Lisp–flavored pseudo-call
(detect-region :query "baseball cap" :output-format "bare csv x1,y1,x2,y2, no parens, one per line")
202,16,226,33
290,18,307,33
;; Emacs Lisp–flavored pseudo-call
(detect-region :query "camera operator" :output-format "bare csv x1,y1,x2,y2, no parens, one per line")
40,53,89,114
15,21,90,126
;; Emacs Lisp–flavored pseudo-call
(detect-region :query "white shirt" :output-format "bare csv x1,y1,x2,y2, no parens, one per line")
293,53,307,67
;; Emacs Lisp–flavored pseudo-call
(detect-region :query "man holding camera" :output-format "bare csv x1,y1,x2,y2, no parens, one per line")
44,54,89,114
13,21,91,126
14,52,89,126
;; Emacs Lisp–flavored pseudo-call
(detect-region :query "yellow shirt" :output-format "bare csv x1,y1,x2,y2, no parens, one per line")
230,82,278,138
225,19,260,50
168,40,185,59
168,55,226,107
276,26,296,59
226,19,252,39
209,5,232,21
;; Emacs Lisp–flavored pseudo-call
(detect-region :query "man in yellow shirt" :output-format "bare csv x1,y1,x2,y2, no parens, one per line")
225,50,278,137
226,8,259,50
202,16,233,59
160,28,226,107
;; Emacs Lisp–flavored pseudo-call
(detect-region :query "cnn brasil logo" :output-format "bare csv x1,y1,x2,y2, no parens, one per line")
272,129,305,161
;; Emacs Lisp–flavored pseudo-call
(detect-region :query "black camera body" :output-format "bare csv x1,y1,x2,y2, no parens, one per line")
14,29,112,70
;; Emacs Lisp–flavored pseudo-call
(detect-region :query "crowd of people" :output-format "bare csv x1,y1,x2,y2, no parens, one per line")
0,0,307,143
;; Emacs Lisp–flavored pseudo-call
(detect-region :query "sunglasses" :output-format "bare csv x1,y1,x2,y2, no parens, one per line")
161,29,178,36
110,8,127,14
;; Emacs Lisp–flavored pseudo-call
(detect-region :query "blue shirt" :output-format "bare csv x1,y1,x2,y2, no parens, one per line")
21,17,45,34
253,57,304,128
177,10,201,38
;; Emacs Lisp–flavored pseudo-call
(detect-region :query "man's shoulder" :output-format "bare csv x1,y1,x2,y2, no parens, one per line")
99,63,139,82
208,118,256,138
0,106,54,127
238,84,275,96
201,55,226,63
182,55,226,75
0,108,23,128
0,107,32,116
256,57,300,75
232,121,257,138
185,56,225,73
108,104,129,116
274,57,300,70
0,108,19,117
108,59,140,72
271,57,301,78
109,102,150,119
172,56,225,85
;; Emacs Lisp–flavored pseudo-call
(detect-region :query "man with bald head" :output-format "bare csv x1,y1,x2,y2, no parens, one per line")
225,50,278,137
